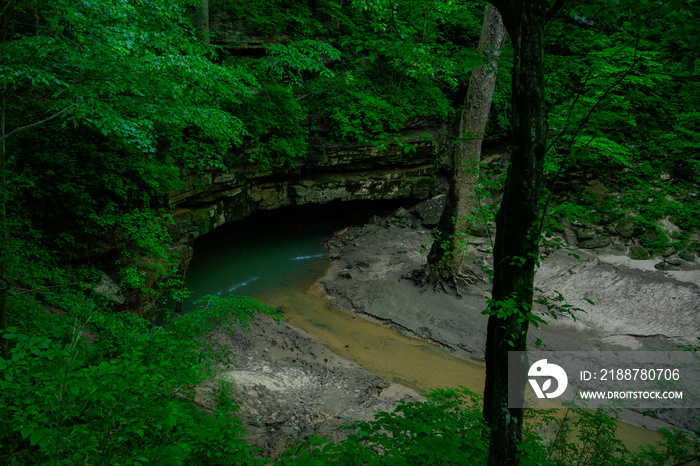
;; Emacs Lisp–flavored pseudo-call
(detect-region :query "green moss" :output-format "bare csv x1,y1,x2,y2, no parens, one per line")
630,245,651,260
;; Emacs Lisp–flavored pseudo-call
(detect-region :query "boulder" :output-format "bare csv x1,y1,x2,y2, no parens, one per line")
393,207,409,218
630,245,650,260
575,228,597,241
563,228,579,248
654,261,671,271
579,237,611,249
596,212,619,226
615,216,636,239
414,195,446,226
93,273,125,305
665,256,683,266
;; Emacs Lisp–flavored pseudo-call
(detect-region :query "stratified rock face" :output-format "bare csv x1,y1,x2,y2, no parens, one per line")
117,131,447,316
167,129,446,247
167,166,435,244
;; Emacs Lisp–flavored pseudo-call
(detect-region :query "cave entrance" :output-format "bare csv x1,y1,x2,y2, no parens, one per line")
183,199,411,308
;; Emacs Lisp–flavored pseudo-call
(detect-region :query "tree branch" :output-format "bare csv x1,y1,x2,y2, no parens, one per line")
537,35,642,236
559,34,641,155
671,456,700,466
546,0,566,22
0,103,75,141
545,67,594,155
386,0,399,35
0,0,20,21
11,283,79,296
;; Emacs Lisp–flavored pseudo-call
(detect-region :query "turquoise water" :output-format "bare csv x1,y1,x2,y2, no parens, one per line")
183,202,397,306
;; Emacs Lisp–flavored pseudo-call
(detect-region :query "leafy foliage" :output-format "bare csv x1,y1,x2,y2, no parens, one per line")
481,287,589,348
277,386,700,465
219,0,481,150
2,0,252,152
1,287,274,464
277,386,489,465
1,0,256,284
230,84,309,170
541,0,700,251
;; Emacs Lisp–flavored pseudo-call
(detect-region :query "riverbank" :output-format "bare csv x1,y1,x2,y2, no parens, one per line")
195,314,422,457
195,202,700,456
318,205,700,432
320,208,700,356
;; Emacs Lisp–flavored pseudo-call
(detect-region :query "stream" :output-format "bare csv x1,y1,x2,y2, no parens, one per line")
185,203,486,392
184,202,666,452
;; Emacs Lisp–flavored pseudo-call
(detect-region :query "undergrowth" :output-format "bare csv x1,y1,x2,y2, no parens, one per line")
277,386,700,465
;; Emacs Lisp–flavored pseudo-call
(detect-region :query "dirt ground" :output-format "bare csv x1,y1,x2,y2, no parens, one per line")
195,315,421,457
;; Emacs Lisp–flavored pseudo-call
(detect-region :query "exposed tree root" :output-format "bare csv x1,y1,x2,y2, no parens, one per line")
402,266,486,298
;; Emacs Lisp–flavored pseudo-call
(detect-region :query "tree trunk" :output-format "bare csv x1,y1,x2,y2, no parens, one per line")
427,5,506,280
195,0,210,44
482,1,548,465
1,82,7,360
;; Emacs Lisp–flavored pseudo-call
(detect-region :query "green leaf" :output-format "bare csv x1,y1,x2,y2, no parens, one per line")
631,17,644,34
20,425,34,439
29,430,43,446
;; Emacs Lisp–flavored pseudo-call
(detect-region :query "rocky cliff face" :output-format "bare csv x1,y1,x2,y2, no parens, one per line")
117,126,448,316
108,12,452,315
168,125,445,234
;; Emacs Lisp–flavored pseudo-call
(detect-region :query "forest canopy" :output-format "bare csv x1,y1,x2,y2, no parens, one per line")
0,0,698,464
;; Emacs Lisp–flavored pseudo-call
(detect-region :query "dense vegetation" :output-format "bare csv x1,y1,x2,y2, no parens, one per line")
1,0,698,463
279,386,699,465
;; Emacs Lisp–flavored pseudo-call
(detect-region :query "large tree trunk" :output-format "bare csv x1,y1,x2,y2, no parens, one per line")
482,1,549,465
195,0,210,44
427,5,506,281
0,82,7,360
1,16,8,359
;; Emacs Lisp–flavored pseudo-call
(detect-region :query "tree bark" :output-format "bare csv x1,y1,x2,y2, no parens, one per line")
1,86,7,360
482,1,549,465
427,5,506,279
195,0,210,44
1,24,7,360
